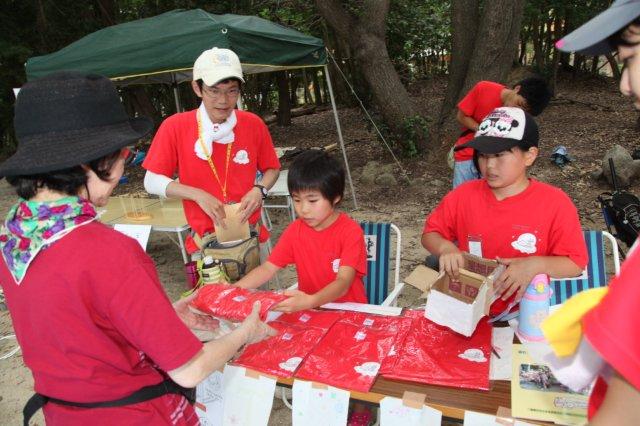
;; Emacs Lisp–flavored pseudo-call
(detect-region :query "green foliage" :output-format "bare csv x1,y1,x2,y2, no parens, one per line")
387,0,451,80
400,115,429,157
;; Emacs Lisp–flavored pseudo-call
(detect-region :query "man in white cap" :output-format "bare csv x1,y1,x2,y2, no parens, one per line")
143,47,280,254
550,2,640,424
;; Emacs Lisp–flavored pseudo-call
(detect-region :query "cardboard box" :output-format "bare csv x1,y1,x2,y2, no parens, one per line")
404,254,504,337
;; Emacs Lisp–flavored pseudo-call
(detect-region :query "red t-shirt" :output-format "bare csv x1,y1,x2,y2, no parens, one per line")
143,109,281,237
0,222,203,425
454,81,505,162
268,213,368,303
423,179,588,313
583,248,640,418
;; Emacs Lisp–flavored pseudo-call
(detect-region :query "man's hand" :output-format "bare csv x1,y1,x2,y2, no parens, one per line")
273,290,316,313
239,302,278,345
439,247,465,280
494,257,541,301
173,290,220,331
194,190,227,228
238,187,263,223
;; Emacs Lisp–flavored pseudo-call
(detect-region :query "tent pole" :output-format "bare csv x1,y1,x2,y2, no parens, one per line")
324,65,358,210
171,73,181,113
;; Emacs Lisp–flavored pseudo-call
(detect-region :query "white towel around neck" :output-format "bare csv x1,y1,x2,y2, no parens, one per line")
194,103,237,160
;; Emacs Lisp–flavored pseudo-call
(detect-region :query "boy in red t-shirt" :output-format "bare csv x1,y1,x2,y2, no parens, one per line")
453,78,552,188
236,149,368,311
424,107,587,307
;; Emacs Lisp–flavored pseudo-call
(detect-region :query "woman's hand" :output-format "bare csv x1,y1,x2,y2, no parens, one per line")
173,290,220,331
239,301,277,345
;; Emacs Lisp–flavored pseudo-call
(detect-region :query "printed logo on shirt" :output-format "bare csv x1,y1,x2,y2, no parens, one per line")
331,258,340,273
279,357,302,372
233,149,249,164
511,232,537,254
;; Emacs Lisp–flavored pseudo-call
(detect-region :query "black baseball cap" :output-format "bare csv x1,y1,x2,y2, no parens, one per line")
454,107,539,154
556,0,640,55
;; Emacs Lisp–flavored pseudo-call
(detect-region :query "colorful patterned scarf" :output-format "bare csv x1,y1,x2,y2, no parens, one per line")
0,196,97,284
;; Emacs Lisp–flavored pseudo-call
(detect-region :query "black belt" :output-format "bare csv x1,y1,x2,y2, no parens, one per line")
23,379,195,426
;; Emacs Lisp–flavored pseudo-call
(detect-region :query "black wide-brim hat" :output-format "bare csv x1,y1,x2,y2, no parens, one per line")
556,0,640,55
0,71,153,177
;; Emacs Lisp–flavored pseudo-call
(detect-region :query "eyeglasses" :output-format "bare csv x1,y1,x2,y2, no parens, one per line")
201,86,241,99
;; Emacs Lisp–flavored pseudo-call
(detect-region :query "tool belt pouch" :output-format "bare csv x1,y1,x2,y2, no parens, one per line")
201,231,260,283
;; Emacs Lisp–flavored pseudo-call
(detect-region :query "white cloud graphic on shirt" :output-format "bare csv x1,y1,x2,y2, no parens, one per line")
233,149,249,164
511,233,537,254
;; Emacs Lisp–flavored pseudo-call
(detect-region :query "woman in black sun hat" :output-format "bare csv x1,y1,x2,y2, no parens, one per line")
0,71,274,425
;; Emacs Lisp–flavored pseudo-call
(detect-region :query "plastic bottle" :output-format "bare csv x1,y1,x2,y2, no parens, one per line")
517,274,551,341
200,256,226,284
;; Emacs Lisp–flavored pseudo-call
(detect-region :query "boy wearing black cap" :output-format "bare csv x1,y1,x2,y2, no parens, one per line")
423,107,587,311
551,1,640,423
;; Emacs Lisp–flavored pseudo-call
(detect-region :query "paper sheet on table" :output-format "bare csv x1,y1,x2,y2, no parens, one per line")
321,301,402,316
490,326,514,380
195,371,224,426
221,365,276,426
291,380,350,426
379,396,442,425
113,224,151,250
463,410,538,425
216,204,250,244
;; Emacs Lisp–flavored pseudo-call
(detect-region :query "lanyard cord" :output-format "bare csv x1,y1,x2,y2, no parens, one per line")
196,110,233,202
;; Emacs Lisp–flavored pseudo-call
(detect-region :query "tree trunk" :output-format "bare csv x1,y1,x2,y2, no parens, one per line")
289,72,300,107
460,0,525,95
315,0,429,153
438,0,480,129
276,71,291,126
311,69,323,105
606,54,622,79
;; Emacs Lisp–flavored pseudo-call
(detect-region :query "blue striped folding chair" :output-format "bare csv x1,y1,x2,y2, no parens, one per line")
360,221,404,306
549,230,620,306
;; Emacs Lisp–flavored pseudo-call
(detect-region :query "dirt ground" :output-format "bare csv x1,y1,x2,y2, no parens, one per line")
1,72,638,425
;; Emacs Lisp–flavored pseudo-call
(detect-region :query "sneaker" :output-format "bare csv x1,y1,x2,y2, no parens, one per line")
347,411,372,426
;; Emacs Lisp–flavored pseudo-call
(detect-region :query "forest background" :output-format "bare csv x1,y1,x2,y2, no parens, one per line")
0,0,616,159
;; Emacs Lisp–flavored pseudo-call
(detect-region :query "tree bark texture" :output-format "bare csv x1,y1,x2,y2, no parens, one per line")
315,0,429,152
438,0,480,129
439,0,525,141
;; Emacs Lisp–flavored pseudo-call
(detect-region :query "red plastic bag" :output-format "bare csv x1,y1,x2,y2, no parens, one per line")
190,284,287,321
382,313,492,391
294,318,397,392
276,309,344,330
233,321,328,378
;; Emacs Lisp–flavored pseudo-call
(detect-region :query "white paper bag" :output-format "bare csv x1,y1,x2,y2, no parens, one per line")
221,365,276,426
379,396,442,425
292,380,350,426
195,371,224,426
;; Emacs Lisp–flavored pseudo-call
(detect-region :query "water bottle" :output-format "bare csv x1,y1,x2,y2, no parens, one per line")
200,256,227,284
517,274,551,341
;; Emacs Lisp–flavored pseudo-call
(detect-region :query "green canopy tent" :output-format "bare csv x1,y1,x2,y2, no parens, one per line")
25,9,356,207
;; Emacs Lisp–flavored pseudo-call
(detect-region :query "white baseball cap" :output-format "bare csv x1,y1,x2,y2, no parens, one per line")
193,47,244,86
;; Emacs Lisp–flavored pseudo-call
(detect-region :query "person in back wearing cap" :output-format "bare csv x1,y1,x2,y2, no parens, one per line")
545,2,640,423
0,71,275,425
422,107,587,314
143,47,280,254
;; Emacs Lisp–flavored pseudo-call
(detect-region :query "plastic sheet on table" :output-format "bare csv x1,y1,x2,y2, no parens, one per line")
233,321,328,378
382,314,492,391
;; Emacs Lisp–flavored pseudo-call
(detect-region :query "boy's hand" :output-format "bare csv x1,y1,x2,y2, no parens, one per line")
273,290,316,313
439,247,465,280
494,257,541,301
173,290,220,331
